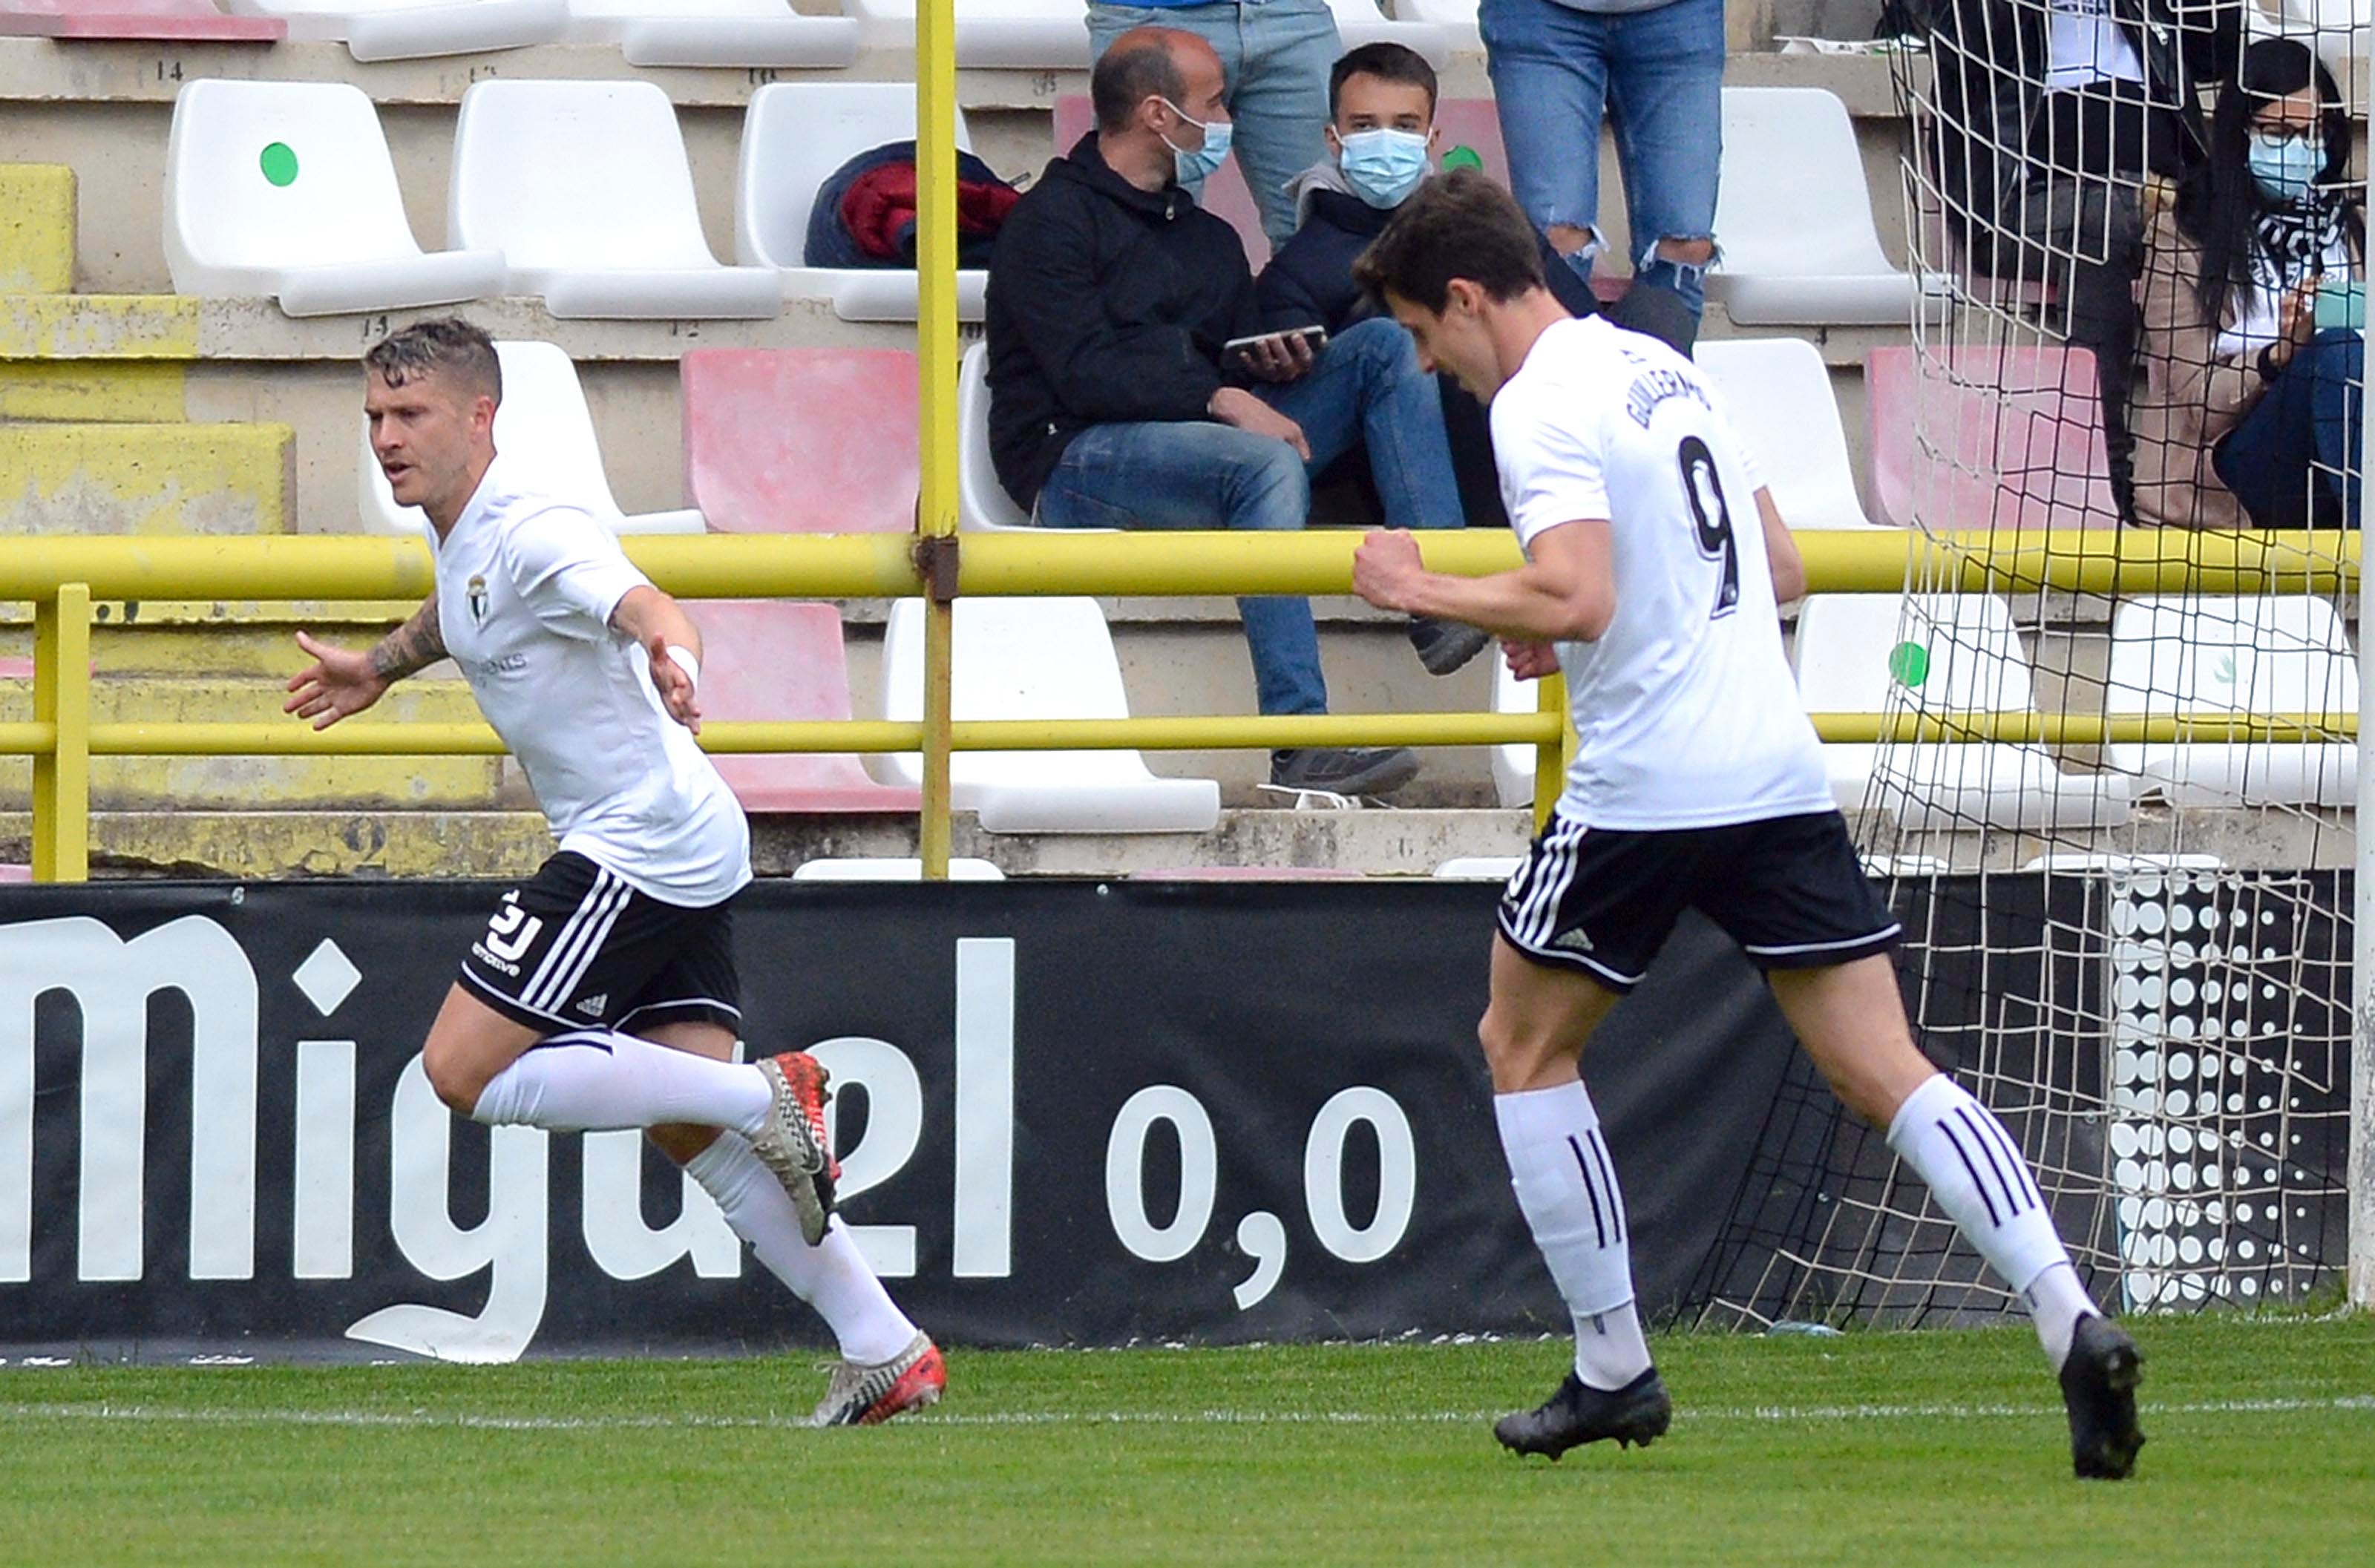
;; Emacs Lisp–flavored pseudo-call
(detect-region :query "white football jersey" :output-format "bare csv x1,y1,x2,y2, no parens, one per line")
1491,315,1833,830
432,458,751,907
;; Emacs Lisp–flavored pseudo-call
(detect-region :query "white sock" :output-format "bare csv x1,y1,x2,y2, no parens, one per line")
470,1029,772,1138
684,1133,918,1365
1886,1073,2098,1369
1495,1080,1653,1391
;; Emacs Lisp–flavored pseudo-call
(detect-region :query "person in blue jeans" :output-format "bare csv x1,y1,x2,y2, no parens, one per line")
986,27,1482,798
1087,0,1338,247
1478,0,1723,320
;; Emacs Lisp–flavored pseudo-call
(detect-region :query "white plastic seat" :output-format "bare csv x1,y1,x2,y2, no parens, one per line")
165,80,504,318
223,0,566,59
1489,655,1549,810
450,79,782,321
1795,593,2132,830
792,857,1005,880
1694,337,1884,531
737,82,988,323
868,597,1222,833
1709,88,1927,327
1433,856,1521,879
2107,597,2358,807
1326,0,1452,66
562,0,857,65
844,0,1089,68
1396,0,1478,51
958,341,1037,533
357,341,705,536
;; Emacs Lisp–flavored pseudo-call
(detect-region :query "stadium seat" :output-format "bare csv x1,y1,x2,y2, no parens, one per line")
1487,655,1542,810
449,79,782,321
1694,338,1884,531
957,341,1032,533
695,601,923,814
0,1,284,40
681,347,918,535
1324,0,1452,66
792,857,1004,879
2106,597,2359,808
1795,591,2132,830
868,597,1223,834
844,0,1088,68
164,80,505,318
1865,344,2121,531
1395,0,1478,51
358,340,706,536
561,0,858,66
736,82,988,323
1432,856,1521,879
1708,88,1930,328
223,0,567,59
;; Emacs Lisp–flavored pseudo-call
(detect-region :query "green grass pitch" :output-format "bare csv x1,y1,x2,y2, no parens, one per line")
2,1315,2368,1566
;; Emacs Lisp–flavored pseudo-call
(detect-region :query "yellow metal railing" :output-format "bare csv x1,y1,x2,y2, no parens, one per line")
1,526,2359,882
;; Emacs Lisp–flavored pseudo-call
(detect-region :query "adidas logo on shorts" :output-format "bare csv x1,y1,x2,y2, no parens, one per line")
574,993,609,1017
1551,928,1596,954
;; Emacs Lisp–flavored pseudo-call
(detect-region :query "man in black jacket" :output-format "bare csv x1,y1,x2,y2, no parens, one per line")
1257,42,1695,529
986,25,1481,801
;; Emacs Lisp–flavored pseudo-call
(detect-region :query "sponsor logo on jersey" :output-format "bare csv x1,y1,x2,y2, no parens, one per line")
467,574,489,626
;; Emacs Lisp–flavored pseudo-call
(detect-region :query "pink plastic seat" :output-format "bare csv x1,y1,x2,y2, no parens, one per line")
698,600,919,814
0,0,284,38
1866,345,2120,532
1051,96,1507,270
682,347,917,535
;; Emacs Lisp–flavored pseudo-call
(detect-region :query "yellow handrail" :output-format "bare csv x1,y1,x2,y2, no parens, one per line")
5,526,2358,882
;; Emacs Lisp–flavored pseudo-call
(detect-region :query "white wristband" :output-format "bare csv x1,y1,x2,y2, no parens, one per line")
663,644,699,692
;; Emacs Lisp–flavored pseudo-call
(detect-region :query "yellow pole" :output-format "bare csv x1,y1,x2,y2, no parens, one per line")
1531,671,1564,830
30,583,90,883
914,0,960,882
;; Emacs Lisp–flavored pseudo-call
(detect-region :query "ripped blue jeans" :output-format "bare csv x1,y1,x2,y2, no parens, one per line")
1478,0,1724,319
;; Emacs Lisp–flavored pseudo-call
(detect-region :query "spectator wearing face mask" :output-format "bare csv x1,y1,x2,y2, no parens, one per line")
1087,0,1338,247
1257,42,1695,529
985,27,1488,801
2132,37,2364,530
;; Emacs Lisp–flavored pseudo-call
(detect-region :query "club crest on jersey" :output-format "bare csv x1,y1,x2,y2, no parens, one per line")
467,574,489,626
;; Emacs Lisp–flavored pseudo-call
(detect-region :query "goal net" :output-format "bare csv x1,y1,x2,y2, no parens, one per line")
1693,0,2363,1327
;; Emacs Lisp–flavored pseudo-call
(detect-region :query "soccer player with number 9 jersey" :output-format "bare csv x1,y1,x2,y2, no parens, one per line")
1349,171,2143,1480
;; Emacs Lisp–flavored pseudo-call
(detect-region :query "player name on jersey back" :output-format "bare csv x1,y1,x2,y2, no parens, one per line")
1490,315,1834,832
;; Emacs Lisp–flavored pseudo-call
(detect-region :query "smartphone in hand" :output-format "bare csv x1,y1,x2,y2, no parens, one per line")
1223,325,1329,373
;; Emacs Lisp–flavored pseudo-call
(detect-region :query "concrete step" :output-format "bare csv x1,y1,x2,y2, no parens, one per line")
0,420,292,534
0,165,73,294
0,672,499,810
0,600,416,678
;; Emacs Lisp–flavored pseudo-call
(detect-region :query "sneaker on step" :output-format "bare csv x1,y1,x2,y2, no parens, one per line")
810,1333,947,1428
1270,746,1420,798
752,1052,839,1247
1408,616,1491,676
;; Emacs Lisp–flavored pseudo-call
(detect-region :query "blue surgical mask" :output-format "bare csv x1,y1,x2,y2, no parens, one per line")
1338,127,1431,209
1162,99,1233,184
2247,133,2323,205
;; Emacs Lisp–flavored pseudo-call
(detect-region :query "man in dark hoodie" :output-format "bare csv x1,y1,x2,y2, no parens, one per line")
1259,42,1697,530
985,25,1483,801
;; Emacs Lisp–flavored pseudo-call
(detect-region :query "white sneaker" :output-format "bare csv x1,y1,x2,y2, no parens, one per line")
750,1052,836,1246
810,1334,947,1427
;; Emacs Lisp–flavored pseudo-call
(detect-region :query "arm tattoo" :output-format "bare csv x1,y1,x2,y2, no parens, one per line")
368,597,446,683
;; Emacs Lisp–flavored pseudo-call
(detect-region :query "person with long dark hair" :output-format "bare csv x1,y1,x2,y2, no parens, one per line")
2133,37,2364,529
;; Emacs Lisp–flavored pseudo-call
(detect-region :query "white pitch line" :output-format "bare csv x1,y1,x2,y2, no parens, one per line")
0,1396,2368,1434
